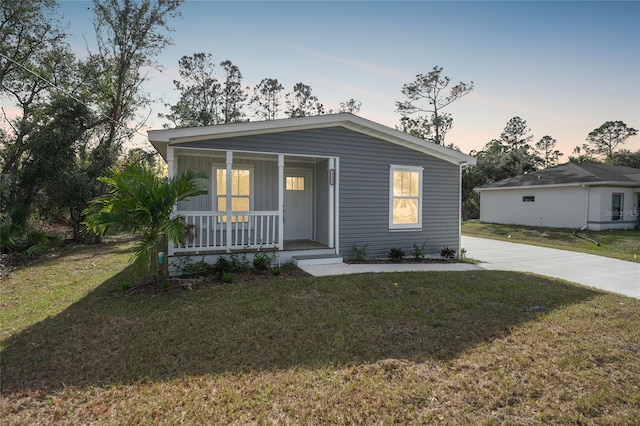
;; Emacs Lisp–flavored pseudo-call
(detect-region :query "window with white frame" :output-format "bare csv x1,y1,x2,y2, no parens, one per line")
215,167,252,223
389,165,423,229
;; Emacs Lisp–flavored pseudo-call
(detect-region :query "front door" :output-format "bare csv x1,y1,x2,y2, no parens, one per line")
284,170,312,240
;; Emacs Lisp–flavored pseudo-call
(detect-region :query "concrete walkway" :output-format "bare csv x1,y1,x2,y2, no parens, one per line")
298,236,639,299
462,236,640,299
298,262,482,277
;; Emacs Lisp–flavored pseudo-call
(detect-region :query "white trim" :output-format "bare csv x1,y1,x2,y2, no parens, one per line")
389,165,424,230
283,168,314,240
277,154,284,250
328,158,335,249
171,146,334,161
225,151,233,249
476,181,640,192
167,146,176,256
212,162,255,222
334,157,340,254
458,164,462,257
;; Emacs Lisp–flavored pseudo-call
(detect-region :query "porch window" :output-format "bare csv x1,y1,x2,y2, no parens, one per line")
286,176,305,191
389,165,423,230
216,167,252,223
611,193,623,221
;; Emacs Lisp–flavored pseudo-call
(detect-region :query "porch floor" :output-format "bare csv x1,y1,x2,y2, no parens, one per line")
282,240,329,251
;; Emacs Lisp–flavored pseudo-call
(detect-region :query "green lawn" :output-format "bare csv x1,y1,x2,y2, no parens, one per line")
1,237,639,424
463,221,640,263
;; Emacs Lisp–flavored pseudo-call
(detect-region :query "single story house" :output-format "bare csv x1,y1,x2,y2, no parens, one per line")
148,113,475,271
475,163,640,230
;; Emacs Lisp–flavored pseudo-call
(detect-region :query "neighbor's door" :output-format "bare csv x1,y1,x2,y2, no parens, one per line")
283,170,312,240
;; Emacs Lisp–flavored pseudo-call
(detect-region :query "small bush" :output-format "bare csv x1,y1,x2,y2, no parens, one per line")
389,247,405,262
411,241,427,261
440,247,456,260
270,267,281,276
253,250,275,272
352,243,369,261
213,256,232,275
222,271,233,284
173,256,213,277
229,252,250,272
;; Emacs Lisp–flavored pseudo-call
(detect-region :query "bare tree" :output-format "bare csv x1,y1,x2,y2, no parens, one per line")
249,78,283,120
396,66,473,145
285,82,324,118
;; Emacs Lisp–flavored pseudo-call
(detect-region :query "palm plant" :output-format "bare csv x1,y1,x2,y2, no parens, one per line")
0,204,58,256
83,163,207,281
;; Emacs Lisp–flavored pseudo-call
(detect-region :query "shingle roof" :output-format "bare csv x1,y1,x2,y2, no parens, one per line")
476,163,640,190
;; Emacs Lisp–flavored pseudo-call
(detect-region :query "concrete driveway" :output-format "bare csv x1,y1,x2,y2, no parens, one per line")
462,236,640,299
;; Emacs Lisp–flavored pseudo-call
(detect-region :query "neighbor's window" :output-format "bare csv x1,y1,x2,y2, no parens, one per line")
523,196,535,202
286,176,305,191
389,165,423,229
611,193,623,221
216,167,252,223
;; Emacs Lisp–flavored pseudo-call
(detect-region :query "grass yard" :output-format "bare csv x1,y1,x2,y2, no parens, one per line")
463,221,640,263
1,237,639,424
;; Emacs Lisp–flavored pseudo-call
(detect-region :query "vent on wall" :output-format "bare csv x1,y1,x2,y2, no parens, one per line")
523,196,535,202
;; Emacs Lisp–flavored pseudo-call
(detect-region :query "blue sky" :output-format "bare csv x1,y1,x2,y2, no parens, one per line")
51,1,640,156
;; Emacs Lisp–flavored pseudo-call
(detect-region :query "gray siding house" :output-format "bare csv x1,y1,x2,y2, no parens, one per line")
148,113,475,268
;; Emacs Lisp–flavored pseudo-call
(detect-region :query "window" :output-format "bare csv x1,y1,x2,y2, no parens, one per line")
286,176,305,191
612,193,623,221
523,196,535,202
215,167,252,223
389,165,423,229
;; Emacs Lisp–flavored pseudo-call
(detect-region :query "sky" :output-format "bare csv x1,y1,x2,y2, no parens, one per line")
10,0,640,158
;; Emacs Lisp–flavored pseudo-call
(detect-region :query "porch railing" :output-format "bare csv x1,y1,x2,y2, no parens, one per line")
173,211,280,254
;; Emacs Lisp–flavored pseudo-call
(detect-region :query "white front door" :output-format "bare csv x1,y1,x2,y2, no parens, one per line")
284,170,312,240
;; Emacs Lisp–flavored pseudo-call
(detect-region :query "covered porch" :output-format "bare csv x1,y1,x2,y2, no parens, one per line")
166,146,338,257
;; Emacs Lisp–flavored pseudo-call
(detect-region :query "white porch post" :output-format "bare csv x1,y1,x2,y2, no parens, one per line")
334,157,340,254
167,146,176,256
278,154,284,250
458,163,463,257
328,158,335,248
226,151,233,250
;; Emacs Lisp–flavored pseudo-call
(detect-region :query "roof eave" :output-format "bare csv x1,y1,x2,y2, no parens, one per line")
475,181,640,191
147,114,476,166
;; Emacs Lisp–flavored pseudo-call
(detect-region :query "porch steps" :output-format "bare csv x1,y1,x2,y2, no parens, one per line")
292,254,344,266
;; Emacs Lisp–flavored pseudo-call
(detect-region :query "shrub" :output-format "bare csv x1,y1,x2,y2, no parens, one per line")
440,247,456,260
388,247,405,262
253,250,275,272
222,271,233,284
213,256,232,275
0,204,59,256
270,267,281,276
352,243,369,261
172,256,213,277
229,252,250,272
411,241,427,261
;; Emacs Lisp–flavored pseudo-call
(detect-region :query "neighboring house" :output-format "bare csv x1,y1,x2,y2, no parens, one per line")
475,163,640,230
148,113,475,270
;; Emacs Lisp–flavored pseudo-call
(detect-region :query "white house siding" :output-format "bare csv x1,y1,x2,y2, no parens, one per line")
176,127,462,259
588,187,639,230
479,185,640,230
479,186,586,229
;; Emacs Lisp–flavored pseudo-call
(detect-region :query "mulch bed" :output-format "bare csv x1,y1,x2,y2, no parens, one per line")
117,265,311,296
